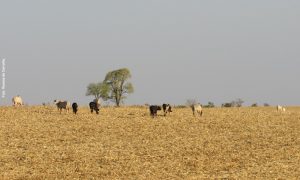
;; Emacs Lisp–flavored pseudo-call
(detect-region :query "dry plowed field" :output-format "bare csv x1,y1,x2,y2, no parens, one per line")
0,106,299,179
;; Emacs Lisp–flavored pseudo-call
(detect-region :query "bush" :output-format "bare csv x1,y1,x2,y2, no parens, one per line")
251,103,258,107
222,99,244,108
222,103,233,108
204,102,215,108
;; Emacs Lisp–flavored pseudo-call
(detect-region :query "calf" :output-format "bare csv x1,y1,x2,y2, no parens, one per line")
89,102,100,114
72,103,78,114
192,104,203,116
149,105,162,117
54,100,71,114
162,104,172,116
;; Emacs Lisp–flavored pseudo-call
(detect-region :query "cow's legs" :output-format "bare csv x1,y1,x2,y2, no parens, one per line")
199,111,203,116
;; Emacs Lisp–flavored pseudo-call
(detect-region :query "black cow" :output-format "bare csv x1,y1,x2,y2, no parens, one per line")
149,105,162,117
162,104,172,116
72,103,78,114
89,102,100,114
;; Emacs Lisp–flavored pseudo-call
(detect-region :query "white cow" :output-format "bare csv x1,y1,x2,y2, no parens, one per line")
277,105,286,112
191,104,203,116
12,95,23,107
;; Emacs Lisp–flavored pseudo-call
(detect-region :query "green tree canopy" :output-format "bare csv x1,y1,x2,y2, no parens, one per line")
103,68,134,106
86,82,110,100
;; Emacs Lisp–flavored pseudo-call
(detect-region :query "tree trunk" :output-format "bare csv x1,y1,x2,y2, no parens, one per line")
115,96,120,107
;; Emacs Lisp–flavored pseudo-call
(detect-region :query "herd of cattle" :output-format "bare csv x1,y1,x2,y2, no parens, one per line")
11,95,203,117
12,96,102,115
11,95,287,117
53,99,101,115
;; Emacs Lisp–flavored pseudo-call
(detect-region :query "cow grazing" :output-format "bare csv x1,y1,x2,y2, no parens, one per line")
192,104,203,116
89,99,101,114
12,95,23,107
54,100,71,114
72,103,78,114
162,104,172,116
277,105,286,112
149,105,162,117
89,102,100,114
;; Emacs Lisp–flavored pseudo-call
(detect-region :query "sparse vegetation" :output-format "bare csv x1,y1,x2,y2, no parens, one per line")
222,98,245,108
203,101,215,108
222,102,233,108
232,98,244,107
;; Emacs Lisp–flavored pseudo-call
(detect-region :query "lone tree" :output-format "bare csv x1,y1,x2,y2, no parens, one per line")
86,82,110,100
103,68,134,106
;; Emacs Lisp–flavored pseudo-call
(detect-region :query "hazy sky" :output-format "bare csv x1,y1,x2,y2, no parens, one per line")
1,1,299,106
